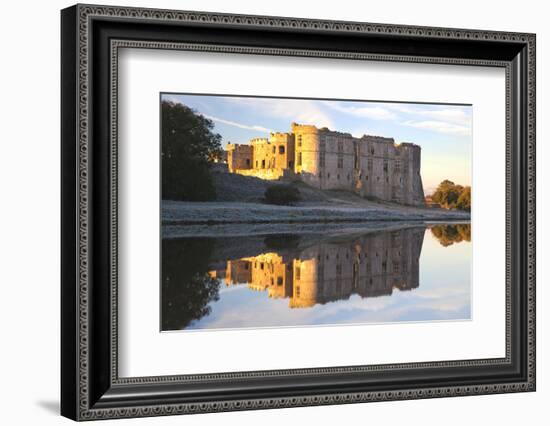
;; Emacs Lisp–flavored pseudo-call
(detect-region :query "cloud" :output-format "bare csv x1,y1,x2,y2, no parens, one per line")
415,108,471,126
402,120,471,136
382,103,472,135
225,97,334,129
323,101,472,137
201,114,274,133
324,102,397,120
384,104,471,122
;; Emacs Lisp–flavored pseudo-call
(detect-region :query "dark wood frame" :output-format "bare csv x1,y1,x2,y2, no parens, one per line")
61,3,536,421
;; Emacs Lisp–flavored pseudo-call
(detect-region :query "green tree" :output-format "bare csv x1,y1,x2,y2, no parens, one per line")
162,101,222,201
432,180,470,210
456,186,471,212
432,180,459,208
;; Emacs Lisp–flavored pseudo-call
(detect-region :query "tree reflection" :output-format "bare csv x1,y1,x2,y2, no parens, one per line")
162,238,221,331
431,224,471,247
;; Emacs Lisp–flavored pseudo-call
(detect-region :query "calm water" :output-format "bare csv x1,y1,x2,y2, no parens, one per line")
161,224,471,331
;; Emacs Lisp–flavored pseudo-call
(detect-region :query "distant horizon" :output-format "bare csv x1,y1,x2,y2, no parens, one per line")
161,93,472,194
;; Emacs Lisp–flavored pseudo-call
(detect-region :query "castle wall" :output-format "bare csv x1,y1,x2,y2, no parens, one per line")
228,133,296,181
227,123,425,205
226,143,252,172
317,129,357,191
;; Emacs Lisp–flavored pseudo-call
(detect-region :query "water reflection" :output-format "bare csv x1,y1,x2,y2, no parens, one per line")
431,224,471,247
209,227,423,309
161,238,221,331
162,223,471,331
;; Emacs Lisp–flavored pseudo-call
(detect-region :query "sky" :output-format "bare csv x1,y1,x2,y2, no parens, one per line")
161,93,472,194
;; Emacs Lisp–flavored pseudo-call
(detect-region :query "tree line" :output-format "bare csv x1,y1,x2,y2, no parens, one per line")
431,180,471,211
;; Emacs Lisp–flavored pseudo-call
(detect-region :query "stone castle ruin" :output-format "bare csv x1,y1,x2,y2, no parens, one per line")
226,122,425,206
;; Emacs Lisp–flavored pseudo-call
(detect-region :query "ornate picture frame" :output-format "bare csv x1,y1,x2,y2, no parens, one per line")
61,4,535,421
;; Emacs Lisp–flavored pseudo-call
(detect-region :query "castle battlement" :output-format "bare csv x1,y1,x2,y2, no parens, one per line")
226,123,425,206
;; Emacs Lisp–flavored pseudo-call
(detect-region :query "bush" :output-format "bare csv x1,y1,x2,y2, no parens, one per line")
264,184,301,205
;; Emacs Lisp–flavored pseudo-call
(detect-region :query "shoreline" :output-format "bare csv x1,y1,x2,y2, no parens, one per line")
163,216,471,226
162,200,471,227
162,206,470,239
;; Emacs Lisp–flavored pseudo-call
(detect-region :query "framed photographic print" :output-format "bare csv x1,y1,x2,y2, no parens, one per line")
61,4,536,421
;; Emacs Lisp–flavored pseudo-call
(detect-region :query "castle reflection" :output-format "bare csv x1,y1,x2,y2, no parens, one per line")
208,227,425,309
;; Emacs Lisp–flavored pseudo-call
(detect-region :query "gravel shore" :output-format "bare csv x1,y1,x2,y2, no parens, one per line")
162,200,470,226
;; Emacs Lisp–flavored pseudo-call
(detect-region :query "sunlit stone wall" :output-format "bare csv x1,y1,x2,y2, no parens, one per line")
227,122,425,205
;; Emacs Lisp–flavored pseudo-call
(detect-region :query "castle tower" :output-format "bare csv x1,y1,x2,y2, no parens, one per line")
291,123,322,188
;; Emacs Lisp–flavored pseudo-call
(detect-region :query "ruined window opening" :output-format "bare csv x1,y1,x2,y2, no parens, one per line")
337,174,340,180
288,161,294,168
246,159,250,166
261,159,265,168
279,145,285,154
327,173,330,179
298,152,302,166
337,156,343,168
277,277,283,285
383,160,388,173
295,267,301,281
